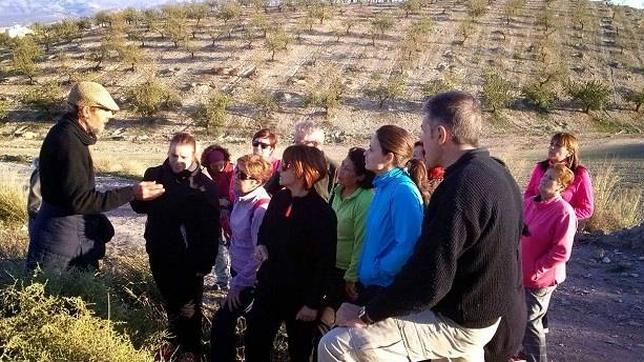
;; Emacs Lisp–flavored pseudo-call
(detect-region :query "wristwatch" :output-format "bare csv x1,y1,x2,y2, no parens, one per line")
358,306,374,325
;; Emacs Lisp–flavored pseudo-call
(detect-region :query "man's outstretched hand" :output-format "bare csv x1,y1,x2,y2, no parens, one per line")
134,181,165,201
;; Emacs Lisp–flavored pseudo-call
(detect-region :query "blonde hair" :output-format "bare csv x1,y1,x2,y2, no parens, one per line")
237,154,273,184
551,163,575,190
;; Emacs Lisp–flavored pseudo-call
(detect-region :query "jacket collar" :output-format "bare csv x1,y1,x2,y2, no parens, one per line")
64,117,97,146
373,167,406,188
445,148,490,176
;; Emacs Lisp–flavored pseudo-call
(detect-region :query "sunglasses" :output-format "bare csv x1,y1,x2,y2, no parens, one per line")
92,105,112,112
252,140,271,149
235,170,255,181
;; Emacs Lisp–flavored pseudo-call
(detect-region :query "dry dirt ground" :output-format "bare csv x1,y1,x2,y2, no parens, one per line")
1,133,643,361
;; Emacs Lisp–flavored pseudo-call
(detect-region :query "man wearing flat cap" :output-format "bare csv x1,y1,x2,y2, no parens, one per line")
27,81,165,272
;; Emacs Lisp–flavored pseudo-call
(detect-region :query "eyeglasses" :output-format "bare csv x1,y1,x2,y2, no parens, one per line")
252,140,271,149
235,170,255,181
281,162,293,171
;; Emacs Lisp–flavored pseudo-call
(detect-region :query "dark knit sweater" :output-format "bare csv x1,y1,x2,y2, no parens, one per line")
256,189,337,309
39,118,134,215
366,149,523,328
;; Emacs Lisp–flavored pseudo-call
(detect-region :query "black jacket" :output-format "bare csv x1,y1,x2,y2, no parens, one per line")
39,118,133,215
256,189,337,309
131,161,220,274
366,149,524,328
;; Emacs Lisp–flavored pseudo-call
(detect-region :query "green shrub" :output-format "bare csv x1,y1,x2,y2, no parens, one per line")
20,81,64,118
304,75,344,115
364,72,406,109
0,99,9,121
624,87,644,112
522,81,558,112
566,79,612,113
249,86,279,119
126,79,180,118
0,282,153,361
401,0,422,17
11,36,42,83
192,90,231,136
264,27,290,61
422,73,461,98
481,71,513,113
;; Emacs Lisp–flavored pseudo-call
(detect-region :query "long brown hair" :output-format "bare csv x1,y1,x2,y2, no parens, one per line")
539,132,580,171
406,160,445,205
375,125,414,168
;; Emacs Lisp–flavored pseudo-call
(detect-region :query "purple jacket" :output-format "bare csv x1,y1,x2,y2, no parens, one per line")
229,186,271,291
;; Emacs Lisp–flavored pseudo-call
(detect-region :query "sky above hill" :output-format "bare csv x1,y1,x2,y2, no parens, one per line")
0,0,642,28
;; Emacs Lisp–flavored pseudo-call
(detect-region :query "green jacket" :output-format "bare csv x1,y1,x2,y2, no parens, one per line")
331,185,374,282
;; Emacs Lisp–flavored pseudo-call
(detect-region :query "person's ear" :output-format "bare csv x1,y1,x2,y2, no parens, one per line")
436,125,449,145
384,152,395,166
79,105,92,120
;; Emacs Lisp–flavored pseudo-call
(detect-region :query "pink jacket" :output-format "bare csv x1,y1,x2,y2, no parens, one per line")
521,195,577,289
524,163,594,220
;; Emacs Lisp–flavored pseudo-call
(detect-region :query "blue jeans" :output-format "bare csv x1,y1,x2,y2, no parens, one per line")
523,285,556,362
214,243,230,286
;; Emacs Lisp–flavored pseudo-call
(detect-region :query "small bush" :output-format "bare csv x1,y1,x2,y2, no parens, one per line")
304,74,344,115
364,72,406,109
11,36,42,83
481,71,513,113
624,87,644,112
192,90,231,136
0,99,9,121
587,161,643,232
0,282,152,361
566,79,612,113
422,73,461,97
467,0,488,17
264,27,290,61
249,86,279,119
20,81,65,118
522,81,558,112
401,0,422,17
126,79,181,118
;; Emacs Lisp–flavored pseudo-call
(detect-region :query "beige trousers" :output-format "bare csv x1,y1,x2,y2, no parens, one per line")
318,309,500,362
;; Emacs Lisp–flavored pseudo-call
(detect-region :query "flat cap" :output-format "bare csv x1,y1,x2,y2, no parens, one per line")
67,81,120,112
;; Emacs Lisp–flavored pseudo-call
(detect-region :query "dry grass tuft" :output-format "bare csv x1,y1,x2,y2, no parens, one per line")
0,165,28,226
587,161,643,232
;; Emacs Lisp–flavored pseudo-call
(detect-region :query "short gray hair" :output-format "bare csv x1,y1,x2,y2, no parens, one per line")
423,91,482,147
293,120,325,144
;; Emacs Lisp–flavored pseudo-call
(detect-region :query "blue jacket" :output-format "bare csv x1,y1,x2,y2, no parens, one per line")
358,167,423,287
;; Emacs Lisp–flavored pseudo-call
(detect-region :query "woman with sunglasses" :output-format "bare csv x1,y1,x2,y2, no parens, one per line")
251,128,281,175
210,154,273,362
524,132,594,223
244,145,337,362
357,125,424,303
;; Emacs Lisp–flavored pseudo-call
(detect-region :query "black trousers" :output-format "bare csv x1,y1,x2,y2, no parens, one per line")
244,288,316,362
149,256,204,353
210,286,254,362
